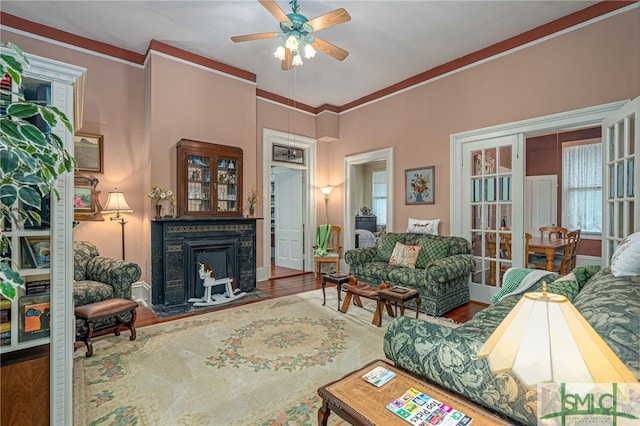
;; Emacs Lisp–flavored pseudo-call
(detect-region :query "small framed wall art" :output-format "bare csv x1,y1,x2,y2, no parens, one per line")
405,166,435,205
74,174,104,221
74,133,104,173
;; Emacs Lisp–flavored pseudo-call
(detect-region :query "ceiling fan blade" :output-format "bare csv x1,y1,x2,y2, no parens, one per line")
311,37,349,61
281,47,294,71
306,8,351,32
259,0,290,23
231,32,279,43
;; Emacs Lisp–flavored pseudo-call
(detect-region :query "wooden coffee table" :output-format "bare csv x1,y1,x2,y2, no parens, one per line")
317,359,513,425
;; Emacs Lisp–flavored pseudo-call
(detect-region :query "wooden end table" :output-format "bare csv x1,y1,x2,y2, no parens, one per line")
376,287,420,327
322,273,351,309
317,359,513,426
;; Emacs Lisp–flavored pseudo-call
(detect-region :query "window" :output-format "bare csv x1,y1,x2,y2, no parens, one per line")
372,170,387,225
562,140,602,233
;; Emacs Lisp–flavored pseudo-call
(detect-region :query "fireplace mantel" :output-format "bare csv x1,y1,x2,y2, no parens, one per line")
151,217,259,307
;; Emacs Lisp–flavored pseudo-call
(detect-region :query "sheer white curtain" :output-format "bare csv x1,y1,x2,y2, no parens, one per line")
372,170,387,226
563,142,602,232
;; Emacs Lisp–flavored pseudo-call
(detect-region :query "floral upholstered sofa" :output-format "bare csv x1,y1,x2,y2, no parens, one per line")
383,266,640,425
73,240,141,307
344,233,475,316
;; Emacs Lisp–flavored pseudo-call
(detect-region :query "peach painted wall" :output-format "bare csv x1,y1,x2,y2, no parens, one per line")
319,8,639,237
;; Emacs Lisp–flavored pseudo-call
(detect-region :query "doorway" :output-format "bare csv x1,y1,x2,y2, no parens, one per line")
262,129,317,280
344,148,394,251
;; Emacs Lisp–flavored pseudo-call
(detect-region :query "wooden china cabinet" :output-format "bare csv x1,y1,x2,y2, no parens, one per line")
176,139,243,217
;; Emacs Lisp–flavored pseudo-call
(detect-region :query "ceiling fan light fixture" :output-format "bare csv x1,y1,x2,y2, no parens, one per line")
274,45,286,60
303,43,316,59
292,54,304,67
285,35,299,51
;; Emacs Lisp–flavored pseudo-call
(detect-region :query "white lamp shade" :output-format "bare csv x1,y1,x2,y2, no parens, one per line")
103,191,132,214
477,291,637,387
320,186,333,196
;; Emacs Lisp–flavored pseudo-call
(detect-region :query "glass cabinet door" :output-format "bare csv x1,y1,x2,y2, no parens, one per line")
187,155,212,213
216,157,238,214
177,139,243,217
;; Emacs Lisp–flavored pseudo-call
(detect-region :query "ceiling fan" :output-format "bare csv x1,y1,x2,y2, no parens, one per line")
231,0,351,70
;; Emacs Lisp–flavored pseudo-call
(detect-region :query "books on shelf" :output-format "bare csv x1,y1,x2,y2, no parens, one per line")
26,280,51,295
387,388,473,426
362,365,396,387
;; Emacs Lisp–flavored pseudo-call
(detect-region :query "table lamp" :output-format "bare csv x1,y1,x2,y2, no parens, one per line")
477,282,636,387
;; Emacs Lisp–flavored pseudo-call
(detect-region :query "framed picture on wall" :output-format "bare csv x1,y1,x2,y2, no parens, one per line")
74,133,103,173
405,166,435,205
74,174,104,221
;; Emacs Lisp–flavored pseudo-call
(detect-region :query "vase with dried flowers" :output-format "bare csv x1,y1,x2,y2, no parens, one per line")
246,186,260,218
148,185,174,218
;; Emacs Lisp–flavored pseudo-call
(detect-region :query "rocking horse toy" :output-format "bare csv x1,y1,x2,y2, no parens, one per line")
187,262,246,307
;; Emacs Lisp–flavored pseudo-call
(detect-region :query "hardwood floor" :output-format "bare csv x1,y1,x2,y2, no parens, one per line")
135,272,487,328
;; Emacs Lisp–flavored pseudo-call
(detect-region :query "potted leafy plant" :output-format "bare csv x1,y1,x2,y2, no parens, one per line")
0,42,76,300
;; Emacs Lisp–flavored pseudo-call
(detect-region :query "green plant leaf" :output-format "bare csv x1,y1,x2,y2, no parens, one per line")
0,184,18,206
0,118,24,140
18,185,41,209
7,102,39,119
0,264,24,300
0,150,19,173
47,105,73,133
18,123,47,146
0,53,23,74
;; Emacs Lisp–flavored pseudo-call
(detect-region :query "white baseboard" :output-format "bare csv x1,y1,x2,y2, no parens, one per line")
256,267,268,282
132,281,150,307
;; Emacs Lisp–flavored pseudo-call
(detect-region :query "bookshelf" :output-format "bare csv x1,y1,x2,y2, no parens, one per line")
0,47,84,424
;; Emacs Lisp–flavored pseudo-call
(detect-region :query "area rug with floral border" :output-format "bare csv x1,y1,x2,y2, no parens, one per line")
73,288,458,425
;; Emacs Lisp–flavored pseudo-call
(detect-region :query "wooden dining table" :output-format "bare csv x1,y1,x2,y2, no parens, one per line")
528,236,568,271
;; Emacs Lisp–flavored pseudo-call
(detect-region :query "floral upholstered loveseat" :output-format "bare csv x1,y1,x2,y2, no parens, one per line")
383,266,640,425
73,240,141,307
344,233,475,316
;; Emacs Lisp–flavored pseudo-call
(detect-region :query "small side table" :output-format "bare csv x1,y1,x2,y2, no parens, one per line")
321,273,351,309
376,287,420,327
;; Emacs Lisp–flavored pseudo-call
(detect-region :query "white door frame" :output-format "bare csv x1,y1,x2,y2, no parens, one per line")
344,148,394,254
261,129,317,280
451,100,628,303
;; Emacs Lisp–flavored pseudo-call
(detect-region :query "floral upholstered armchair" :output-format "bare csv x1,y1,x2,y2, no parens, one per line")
73,240,142,307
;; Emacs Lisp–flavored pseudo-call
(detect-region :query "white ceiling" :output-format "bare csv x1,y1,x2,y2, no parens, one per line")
1,1,600,108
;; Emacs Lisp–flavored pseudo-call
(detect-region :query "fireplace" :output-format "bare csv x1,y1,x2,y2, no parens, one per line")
151,218,258,307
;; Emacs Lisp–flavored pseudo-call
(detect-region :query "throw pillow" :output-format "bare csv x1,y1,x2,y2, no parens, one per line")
377,233,407,262
611,232,640,277
388,242,421,269
407,218,440,235
415,236,450,269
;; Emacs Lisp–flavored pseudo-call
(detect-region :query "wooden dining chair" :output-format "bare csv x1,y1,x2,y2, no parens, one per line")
539,226,568,240
313,225,342,278
531,229,580,274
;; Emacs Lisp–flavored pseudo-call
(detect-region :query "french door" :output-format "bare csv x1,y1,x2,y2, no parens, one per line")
452,100,629,304
461,135,525,301
602,97,639,261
